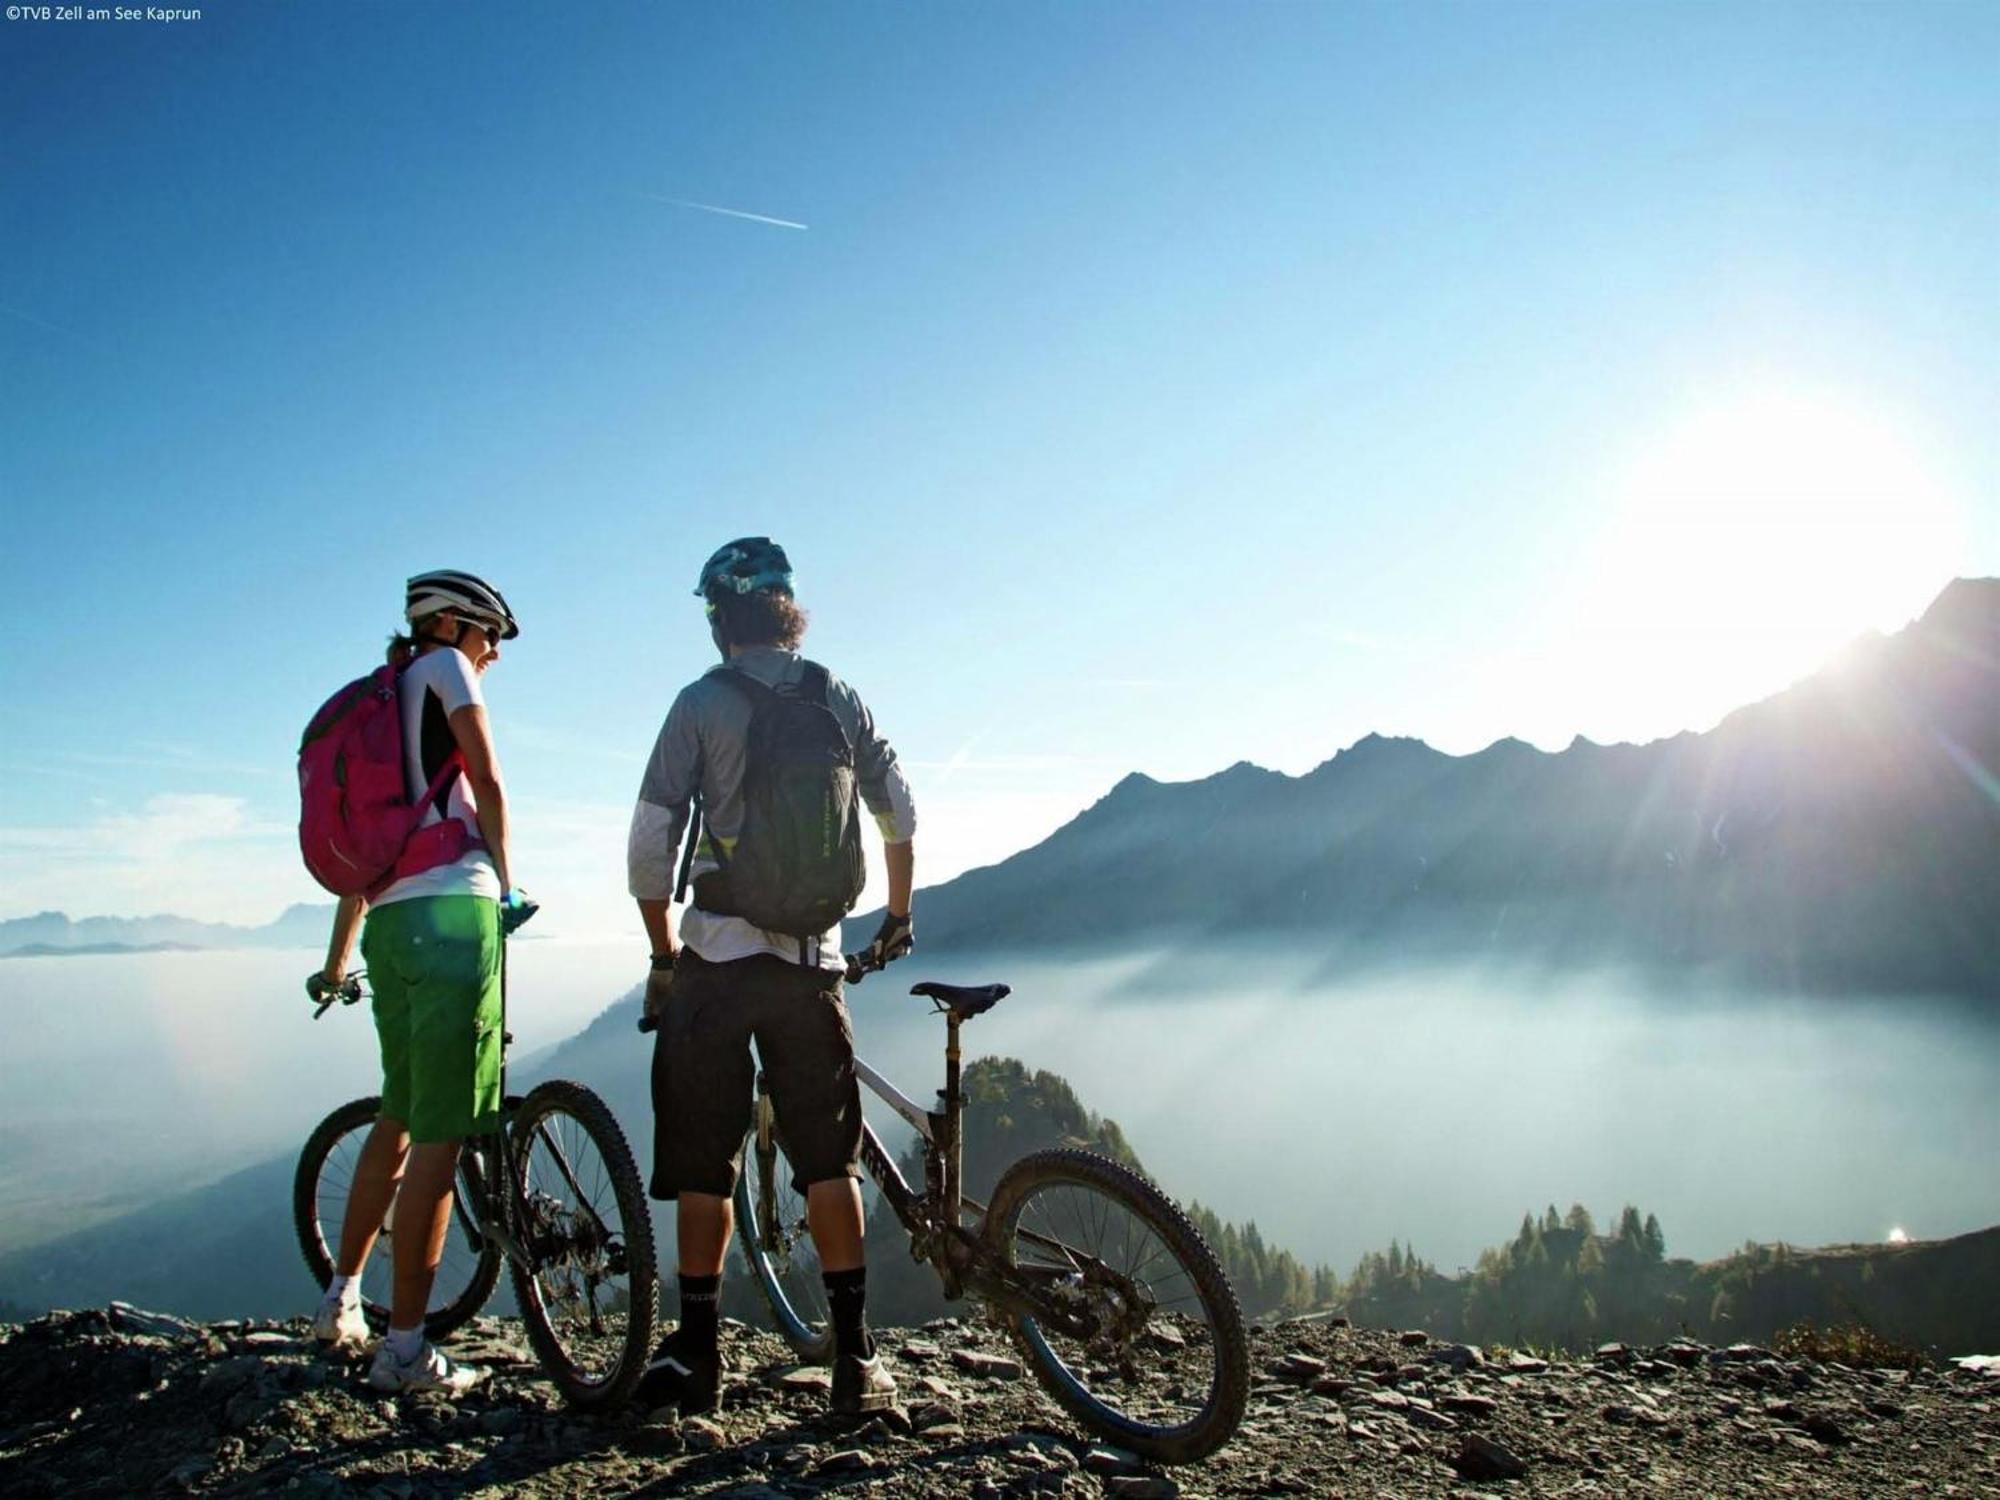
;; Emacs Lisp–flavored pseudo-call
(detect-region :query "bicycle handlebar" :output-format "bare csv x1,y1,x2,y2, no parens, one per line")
305,892,536,1023
306,970,367,1019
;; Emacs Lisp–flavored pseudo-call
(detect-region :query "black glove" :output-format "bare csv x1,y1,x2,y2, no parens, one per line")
500,888,539,937
864,911,915,969
638,952,677,1033
305,971,362,1008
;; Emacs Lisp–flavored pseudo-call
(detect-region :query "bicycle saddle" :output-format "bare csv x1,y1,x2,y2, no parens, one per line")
909,980,1010,1018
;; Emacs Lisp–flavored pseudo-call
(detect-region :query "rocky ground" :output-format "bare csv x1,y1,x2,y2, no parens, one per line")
2,1305,1996,1497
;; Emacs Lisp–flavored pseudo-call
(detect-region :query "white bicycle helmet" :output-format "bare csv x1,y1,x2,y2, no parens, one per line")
405,569,520,639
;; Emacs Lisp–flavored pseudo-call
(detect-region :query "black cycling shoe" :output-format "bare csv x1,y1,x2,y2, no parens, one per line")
635,1329,723,1416
830,1350,898,1415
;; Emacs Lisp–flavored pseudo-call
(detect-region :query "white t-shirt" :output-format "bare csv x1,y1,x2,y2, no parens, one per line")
371,647,501,906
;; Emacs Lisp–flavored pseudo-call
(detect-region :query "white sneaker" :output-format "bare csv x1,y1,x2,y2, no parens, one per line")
366,1340,486,1396
312,1296,370,1351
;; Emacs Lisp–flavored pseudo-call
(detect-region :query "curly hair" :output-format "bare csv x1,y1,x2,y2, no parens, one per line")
709,589,809,650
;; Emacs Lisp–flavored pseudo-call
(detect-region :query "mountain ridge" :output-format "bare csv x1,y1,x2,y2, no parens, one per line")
0,903,333,956
864,578,2000,999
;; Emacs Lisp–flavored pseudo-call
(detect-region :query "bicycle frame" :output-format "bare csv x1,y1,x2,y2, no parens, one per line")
756,1006,1125,1336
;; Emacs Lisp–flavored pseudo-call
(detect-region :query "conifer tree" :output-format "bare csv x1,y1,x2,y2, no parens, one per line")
1312,1264,1338,1306
1643,1212,1666,1262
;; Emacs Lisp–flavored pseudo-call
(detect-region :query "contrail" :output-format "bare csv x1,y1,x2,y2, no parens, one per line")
0,303,84,339
642,193,808,231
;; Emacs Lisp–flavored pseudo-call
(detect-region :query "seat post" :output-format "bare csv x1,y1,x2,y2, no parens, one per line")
942,1011,963,1221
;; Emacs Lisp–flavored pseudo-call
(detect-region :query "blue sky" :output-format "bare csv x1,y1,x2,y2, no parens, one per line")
2,1,1994,931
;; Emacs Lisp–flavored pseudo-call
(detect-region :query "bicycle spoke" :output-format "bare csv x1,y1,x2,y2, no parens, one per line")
509,1090,650,1398
734,1115,830,1355
298,1104,497,1335
997,1167,1231,1443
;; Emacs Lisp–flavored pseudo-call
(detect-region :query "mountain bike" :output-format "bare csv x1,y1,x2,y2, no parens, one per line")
733,953,1250,1463
291,911,658,1409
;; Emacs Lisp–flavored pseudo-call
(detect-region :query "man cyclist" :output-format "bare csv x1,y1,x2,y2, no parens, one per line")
627,537,917,1417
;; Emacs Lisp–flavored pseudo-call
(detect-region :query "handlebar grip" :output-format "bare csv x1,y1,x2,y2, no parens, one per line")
636,1013,658,1034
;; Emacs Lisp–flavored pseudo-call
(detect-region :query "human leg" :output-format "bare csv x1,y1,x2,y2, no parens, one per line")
359,897,498,1394
640,951,754,1413
753,964,892,1411
388,1138,462,1330
335,1116,411,1277
806,1177,865,1272
316,917,419,1347
677,1189,735,1277
312,1115,411,1348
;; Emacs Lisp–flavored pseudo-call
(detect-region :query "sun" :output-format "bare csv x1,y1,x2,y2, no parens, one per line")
1564,384,1966,737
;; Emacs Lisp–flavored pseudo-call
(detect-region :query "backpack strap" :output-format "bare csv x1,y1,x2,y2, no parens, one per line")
428,752,466,822
673,789,703,905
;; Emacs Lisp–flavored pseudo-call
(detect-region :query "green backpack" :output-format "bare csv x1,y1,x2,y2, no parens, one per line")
681,663,866,939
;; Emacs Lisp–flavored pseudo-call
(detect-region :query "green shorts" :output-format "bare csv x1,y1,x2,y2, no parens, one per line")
361,895,503,1144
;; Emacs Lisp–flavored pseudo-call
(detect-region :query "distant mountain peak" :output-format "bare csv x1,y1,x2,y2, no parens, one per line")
1339,732,1439,759
1211,758,1280,781
1475,736,1544,759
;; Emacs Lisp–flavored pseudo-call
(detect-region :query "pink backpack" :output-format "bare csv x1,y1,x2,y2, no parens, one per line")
297,664,481,896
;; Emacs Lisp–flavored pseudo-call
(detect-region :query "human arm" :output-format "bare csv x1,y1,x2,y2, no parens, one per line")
838,677,917,962
637,898,677,961
447,702,511,893
856,838,917,970
321,892,367,983
884,838,913,919
630,690,703,1027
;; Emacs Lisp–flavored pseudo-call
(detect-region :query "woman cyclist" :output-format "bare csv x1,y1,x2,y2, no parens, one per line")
309,569,520,1395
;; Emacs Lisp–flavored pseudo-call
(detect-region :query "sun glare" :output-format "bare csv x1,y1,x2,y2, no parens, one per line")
1563,386,1966,738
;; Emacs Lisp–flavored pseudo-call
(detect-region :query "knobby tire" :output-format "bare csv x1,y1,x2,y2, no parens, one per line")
507,1080,659,1409
983,1146,1250,1464
733,1118,836,1364
292,1095,501,1340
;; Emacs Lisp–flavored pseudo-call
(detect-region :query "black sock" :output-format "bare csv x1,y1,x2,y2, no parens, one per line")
823,1266,872,1360
677,1272,721,1354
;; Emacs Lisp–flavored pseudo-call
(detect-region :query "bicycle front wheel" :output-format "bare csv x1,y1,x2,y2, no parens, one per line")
293,1096,501,1340
732,1089,834,1363
983,1147,1250,1464
507,1080,659,1409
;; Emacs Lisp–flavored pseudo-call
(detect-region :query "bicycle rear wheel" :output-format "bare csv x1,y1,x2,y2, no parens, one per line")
983,1147,1249,1464
292,1096,501,1340
732,1086,834,1363
508,1080,659,1409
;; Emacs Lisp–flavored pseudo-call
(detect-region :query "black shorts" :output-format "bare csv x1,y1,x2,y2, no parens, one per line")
649,948,863,1201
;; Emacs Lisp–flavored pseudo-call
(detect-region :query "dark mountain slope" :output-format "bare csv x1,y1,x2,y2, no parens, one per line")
880,579,2000,999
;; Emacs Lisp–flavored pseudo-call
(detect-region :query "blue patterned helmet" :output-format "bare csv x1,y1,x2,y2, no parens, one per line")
695,537,794,602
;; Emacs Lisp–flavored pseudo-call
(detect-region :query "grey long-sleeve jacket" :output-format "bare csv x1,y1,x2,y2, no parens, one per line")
626,645,917,969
